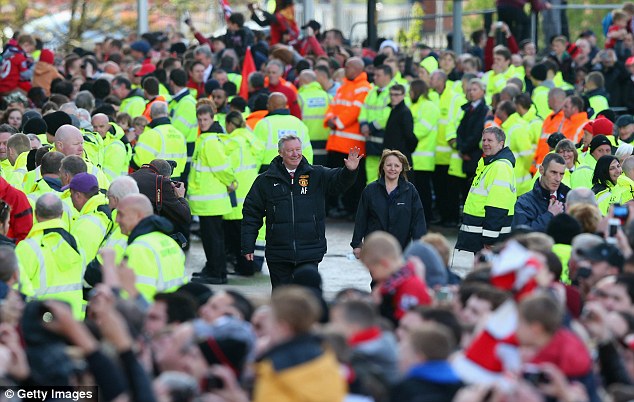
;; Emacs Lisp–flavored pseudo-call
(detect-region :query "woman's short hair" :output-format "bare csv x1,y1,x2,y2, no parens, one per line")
555,139,578,165
378,149,410,180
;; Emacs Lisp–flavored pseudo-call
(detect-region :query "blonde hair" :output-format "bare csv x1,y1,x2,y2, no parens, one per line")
568,204,601,233
378,149,410,181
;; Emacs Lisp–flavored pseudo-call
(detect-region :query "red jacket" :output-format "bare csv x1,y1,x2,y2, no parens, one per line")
0,177,33,242
531,329,592,377
0,43,32,94
379,261,432,323
186,79,205,99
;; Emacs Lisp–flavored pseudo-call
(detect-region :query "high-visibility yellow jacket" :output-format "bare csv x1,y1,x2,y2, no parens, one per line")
570,152,597,189
521,105,543,153
434,85,464,166
70,193,113,264
16,218,85,319
102,128,131,182
595,181,627,216
532,84,551,120
26,178,75,229
123,215,186,301
411,96,440,172
298,81,331,142
82,130,105,168
618,174,634,204
254,111,313,167
120,89,146,118
169,89,198,144
358,80,394,153
484,65,523,99
220,128,262,220
8,151,28,189
501,113,533,195
132,117,188,178
456,147,516,252
188,130,235,216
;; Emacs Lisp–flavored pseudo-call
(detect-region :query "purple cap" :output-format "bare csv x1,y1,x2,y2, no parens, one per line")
62,172,99,192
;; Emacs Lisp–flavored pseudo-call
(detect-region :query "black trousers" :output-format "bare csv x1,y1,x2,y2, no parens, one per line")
199,215,226,278
326,151,366,214
497,5,531,42
266,260,319,289
432,165,451,222
412,170,434,223
446,175,471,223
223,219,254,275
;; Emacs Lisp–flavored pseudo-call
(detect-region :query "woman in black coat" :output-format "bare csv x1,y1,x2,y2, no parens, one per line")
351,149,427,257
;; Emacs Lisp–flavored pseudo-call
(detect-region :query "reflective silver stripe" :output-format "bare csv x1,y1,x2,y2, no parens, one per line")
436,146,452,152
364,105,388,111
255,240,266,246
135,142,159,155
78,214,107,237
483,227,512,238
412,151,434,157
460,224,482,233
469,187,489,196
187,156,193,163
597,192,611,205
189,193,230,201
235,164,257,172
492,179,514,191
367,136,383,144
134,239,184,291
24,239,46,290
417,119,434,130
163,152,187,159
438,119,449,124
332,99,353,106
40,283,83,294
354,87,370,94
302,114,326,119
236,197,246,204
136,275,156,286
175,115,197,129
313,149,328,156
333,131,366,142
516,174,532,184
23,239,83,297
518,149,534,157
451,153,462,160
254,249,265,257
105,237,128,250
193,162,229,173
102,166,119,178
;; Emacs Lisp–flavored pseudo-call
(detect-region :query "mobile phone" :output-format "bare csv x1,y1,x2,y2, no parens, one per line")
204,374,224,391
614,203,629,225
522,364,550,386
608,218,620,238
436,286,453,302
496,21,504,28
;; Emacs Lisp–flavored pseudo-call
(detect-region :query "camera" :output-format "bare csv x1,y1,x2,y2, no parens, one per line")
204,374,224,391
614,203,629,225
522,364,550,386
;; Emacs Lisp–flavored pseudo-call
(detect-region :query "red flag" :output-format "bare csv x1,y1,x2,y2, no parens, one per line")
239,47,256,99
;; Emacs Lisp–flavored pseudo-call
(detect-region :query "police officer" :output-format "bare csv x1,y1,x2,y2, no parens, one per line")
456,126,517,253
297,70,330,166
131,101,188,179
16,193,84,318
241,135,361,288
253,92,313,171
116,194,186,300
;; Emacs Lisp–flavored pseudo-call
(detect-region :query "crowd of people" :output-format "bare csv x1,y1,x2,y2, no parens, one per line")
3,0,634,400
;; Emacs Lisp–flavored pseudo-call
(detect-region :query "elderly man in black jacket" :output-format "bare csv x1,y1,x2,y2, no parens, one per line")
242,134,361,288
513,153,569,232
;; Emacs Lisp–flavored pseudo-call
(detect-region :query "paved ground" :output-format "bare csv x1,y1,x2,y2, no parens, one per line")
184,220,472,300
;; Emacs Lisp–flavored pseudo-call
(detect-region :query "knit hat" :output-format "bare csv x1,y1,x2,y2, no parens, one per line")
135,63,156,77
22,117,47,135
616,115,634,128
130,40,151,55
582,121,594,135
589,135,612,154
42,111,71,136
419,56,438,75
379,39,399,54
39,49,55,65
546,132,566,149
530,63,547,81
592,117,614,136
404,242,448,288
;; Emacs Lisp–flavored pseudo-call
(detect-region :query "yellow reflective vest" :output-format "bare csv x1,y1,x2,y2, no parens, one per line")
16,218,85,319
133,118,188,178
220,128,262,220
8,151,28,189
501,113,533,195
120,89,146,118
188,130,235,216
123,217,187,301
253,112,313,167
434,85,463,166
298,81,331,142
71,193,113,264
358,81,394,152
411,96,440,172
169,89,198,144
595,181,627,216
101,128,131,182
532,84,551,120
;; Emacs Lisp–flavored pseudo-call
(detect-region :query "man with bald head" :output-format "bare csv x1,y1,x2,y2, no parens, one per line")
323,56,371,216
298,69,331,166
91,113,131,181
253,92,313,171
265,59,301,118
116,194,186,300
16,192,84,318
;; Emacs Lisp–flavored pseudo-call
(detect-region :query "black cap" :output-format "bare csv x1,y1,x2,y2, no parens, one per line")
22,117,48,135
579,242,624,269
169,42,187,55
301,20,321,32
204,79,221,97
589,135,612,154
42,111,72,136
530,63,548,81
616,115,634,128
547,132,566,149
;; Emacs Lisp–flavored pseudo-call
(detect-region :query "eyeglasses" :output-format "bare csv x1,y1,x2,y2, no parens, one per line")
389,93,404,97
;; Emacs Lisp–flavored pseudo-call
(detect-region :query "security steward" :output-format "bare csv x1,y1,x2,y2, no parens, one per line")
92,113,131,182
16,193,85,319
456,126,517,253
241,134,362,288
116,194,186,300
297,70,330,166
131,101,188,180
67,172,113,264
